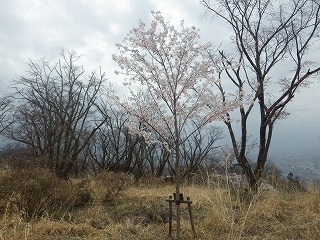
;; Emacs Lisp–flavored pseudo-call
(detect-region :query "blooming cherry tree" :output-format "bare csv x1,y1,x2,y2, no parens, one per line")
112,11,238,237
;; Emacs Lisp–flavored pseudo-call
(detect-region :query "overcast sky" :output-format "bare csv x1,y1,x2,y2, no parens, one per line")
1,0,320,173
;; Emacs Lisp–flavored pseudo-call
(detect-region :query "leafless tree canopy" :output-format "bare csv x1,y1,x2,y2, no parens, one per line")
201,0,320,188
0,96,13,135
4,51,106,179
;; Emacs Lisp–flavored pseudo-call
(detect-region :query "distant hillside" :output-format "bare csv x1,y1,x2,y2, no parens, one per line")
268,147,320,182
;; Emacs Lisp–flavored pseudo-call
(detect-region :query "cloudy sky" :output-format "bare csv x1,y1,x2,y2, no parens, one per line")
1,0,320,174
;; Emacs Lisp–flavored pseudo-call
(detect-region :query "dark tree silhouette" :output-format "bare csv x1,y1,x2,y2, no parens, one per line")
5,51,106,179
201,0,320,189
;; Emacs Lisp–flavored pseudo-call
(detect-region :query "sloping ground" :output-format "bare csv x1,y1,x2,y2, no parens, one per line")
1,184,320,239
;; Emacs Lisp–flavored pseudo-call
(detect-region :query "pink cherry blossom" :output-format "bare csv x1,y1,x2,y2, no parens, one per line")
112,11,241,235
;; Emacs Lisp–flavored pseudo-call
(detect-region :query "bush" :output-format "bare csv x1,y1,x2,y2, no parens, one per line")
70,179,94,208
92,171,134,202
0,167,93,220
284,173,306,193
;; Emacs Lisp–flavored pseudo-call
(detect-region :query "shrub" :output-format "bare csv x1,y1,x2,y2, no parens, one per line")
136,175,170,187
0,167,93,220
92,171,134,202
284,174,307,193
70,179,94,208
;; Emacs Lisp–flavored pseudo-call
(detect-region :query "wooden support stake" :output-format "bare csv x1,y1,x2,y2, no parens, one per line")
187,196,196,238
166,194,196,239
167,195,173,239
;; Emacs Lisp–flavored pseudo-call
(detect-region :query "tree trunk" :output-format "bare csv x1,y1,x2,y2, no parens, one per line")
236,155,257,189
174,136,181,239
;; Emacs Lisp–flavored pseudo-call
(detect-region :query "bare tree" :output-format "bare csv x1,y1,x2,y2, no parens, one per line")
5,50,106,179
143,143,171,177
179,125,223,179
90,102,172,178
0,96,13,135
89,104,141,174
201,0,320,189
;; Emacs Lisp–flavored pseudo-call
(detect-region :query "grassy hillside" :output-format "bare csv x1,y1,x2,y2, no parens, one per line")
0,169,319,240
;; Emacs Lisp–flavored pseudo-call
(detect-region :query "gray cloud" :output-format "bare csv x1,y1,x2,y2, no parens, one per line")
0,0,319,174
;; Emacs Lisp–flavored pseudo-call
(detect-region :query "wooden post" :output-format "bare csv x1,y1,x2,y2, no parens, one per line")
187,196,196,238
166,193,196,239
173,192,181,239
168,195,173,239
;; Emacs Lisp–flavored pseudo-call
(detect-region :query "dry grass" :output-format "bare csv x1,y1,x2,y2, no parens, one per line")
0,172,320,240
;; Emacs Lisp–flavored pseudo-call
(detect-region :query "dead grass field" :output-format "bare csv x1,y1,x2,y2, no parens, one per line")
0,171,320,240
